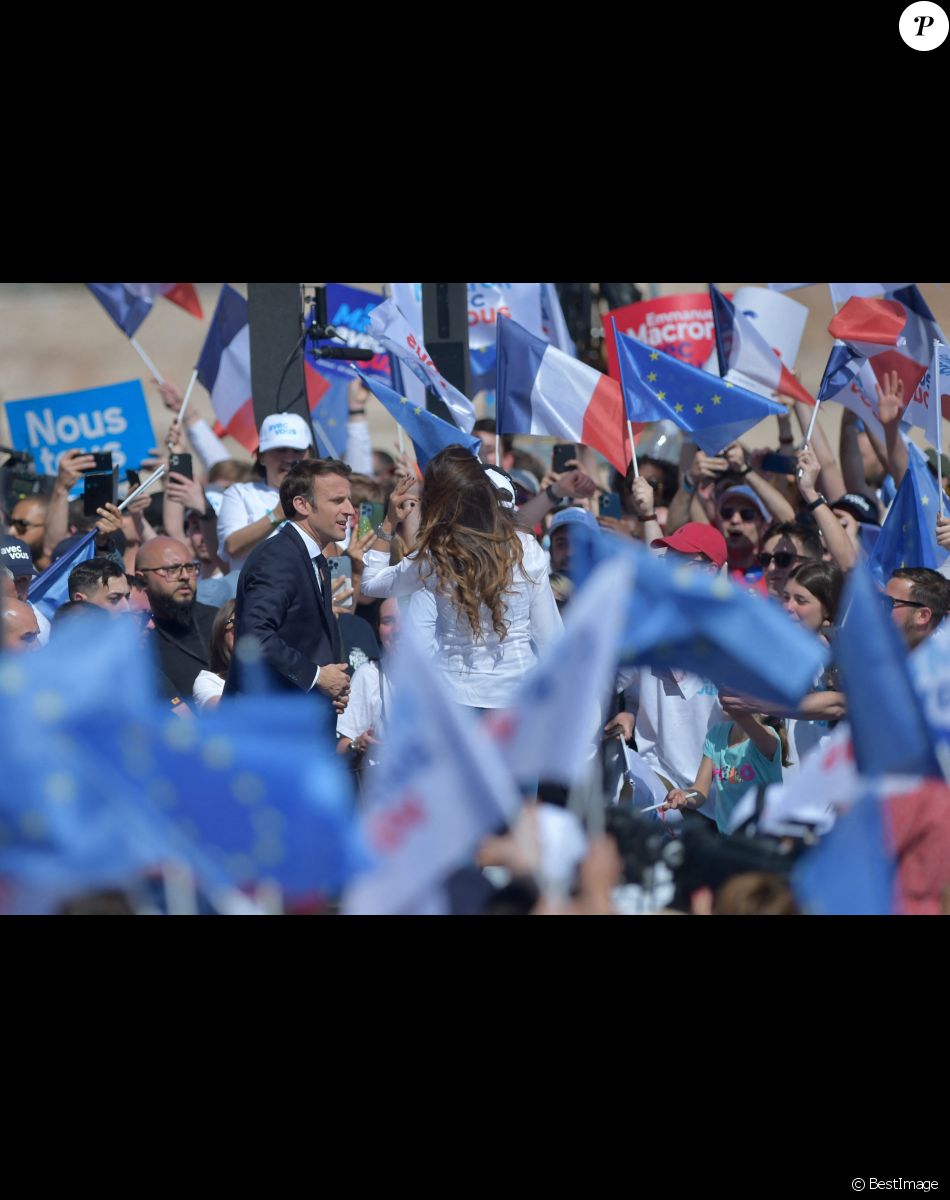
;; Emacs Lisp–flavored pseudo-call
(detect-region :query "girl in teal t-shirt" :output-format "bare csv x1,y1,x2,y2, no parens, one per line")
661,702,789,833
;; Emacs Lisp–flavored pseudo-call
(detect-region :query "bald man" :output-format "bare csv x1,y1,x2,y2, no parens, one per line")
2,598,41,653
137,536,219,701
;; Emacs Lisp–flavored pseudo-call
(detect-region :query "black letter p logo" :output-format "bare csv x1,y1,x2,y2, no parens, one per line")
915,12,935,31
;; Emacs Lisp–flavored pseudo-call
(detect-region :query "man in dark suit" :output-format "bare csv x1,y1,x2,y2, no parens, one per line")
225,458,355,709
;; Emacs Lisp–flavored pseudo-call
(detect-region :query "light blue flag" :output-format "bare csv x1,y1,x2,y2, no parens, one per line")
27,530,97,621
355,369,481,470
570,526,827,709
791,791,896,915
342,621,522,915
867,445,948,585
86,284,154,338
834,561,942,778
614,327,786,454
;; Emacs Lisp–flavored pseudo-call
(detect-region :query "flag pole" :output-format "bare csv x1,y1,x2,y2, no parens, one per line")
128,337,166,386
312,416,335,458
934,339,944,519
627,421,639,479
119,463,166,511
174,368,199,428
397,425,407,457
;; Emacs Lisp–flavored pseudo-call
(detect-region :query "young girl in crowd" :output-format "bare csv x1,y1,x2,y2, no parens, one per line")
661,700,790,834
780,560,844,775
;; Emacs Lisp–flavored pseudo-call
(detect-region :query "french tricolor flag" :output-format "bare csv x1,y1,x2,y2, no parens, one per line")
128,283,203,319
828,285,950,431
196,285,257,452
495,316,631,474
710,284,814,406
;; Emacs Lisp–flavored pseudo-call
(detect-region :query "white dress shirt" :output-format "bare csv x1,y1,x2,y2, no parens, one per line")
360,530,563,709
288,521,328,690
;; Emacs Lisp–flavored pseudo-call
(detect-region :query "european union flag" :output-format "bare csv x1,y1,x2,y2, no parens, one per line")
791,792,896,915
867,444,948,586
571,526,827,708
355,369,481,470
28,530,97,621
834,561,942,777
307,367,350,458
614,327,786,454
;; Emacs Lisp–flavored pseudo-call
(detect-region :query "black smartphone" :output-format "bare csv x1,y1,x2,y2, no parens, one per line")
126,468,141,491
168,452,193,481
598,492,622,519
326,555,353,610
760,452,798,475
83,466,118,516
552,443,577,473
91,452,113,471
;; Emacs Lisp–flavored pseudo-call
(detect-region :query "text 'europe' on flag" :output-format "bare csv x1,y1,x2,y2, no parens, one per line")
867,444,948,586
828,284,950,434
368,298,477,433
195,284,256,453
495,315,632,475
613,328,786,456
342,620,523,916
709,284,815,406
354,369,481,470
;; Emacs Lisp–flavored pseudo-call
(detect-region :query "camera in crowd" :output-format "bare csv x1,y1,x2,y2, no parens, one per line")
0,446,54,518
605,802,805,912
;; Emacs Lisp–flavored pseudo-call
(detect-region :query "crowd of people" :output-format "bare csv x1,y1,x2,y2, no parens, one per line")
4,361,950,917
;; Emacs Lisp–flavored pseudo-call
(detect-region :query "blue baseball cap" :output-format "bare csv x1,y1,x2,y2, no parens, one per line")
549,507,600,534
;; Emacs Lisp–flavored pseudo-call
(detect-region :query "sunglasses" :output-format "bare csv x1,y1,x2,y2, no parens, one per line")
9,518,43,533
757,551,806,570
720,506,758,522
138,561,201,580
886,597,935,612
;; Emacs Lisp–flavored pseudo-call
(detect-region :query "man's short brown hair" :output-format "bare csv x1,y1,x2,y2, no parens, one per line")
279,458,352,517
891,567,950,631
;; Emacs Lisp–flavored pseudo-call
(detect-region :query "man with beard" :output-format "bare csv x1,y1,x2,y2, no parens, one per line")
138,536,218,700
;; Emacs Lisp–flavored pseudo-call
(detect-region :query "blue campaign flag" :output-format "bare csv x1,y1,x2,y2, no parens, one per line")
312,284,391,384
571,526,827,708
614,327,786,454
867,445,948,585
834,561,942,777
817,342,867,402
86,283,154,338
3,379,159,481
355,370,481,470
791,792,897,915
27,530,97,620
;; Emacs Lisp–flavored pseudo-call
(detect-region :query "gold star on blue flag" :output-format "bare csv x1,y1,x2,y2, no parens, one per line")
355,369,481,470
614,329,786,455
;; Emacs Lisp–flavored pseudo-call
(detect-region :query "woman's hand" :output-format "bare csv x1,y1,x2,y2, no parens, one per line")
345,527,377,570
875,369,905,425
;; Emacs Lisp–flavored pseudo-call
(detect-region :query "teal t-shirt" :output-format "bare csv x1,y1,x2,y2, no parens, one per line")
702,720,784,834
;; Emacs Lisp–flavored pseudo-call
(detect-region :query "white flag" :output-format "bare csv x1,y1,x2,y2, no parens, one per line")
483,554,633,788
368,298,477,432
341,622,522,915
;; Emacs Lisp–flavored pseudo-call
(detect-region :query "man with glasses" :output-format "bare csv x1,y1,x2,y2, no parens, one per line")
886,567,950,651
7,494,51,571
137,536,218,701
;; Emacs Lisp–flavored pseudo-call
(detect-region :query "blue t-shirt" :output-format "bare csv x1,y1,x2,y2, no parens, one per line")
702,720,784,833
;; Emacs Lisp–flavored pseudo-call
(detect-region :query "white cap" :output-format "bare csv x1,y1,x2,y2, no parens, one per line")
258,412,314,454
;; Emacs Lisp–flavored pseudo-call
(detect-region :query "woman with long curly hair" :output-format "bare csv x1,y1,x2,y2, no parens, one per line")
356,447,563,710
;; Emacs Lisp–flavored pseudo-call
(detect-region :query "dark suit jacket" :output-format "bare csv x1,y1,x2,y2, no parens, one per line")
224,523,342,696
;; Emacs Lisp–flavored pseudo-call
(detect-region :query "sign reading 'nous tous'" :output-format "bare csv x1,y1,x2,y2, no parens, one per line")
4,380,157,476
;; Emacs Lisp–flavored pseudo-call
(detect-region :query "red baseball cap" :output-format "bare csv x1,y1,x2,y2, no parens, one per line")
651,522,727,569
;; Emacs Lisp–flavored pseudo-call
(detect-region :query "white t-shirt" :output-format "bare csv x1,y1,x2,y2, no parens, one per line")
336,660,391,742
629,664,723,820
193,669,225,711
216,480,281,571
